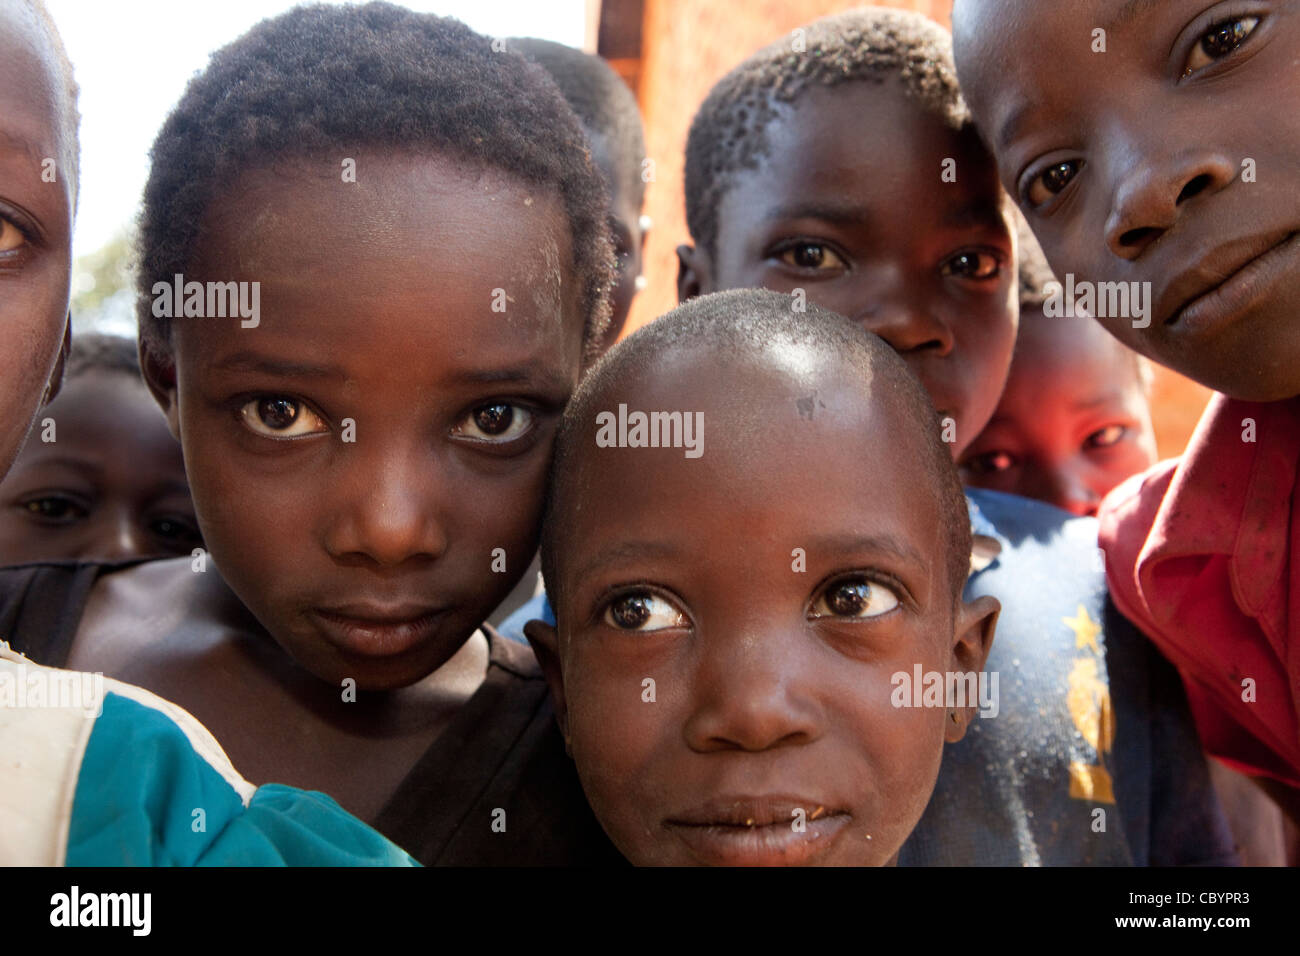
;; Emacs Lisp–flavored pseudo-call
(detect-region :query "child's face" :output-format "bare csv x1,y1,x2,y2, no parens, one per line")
588,129,643,351
530,349,997,865
959,308,1158,516
0,0,75,478
954,0,1300,401
0,370,200,564
680,81,1018,456
151,152,584,690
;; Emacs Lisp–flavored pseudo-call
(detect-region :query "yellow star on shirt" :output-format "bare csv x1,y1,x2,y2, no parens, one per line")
1063,604,1101,655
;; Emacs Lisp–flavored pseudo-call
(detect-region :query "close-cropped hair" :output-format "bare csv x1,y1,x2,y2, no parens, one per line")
540,288,973,609
510,37,646,210
685,6,967,257
136,2,615,361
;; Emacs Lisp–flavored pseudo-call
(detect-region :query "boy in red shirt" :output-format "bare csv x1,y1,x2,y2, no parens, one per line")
954,0,1300,806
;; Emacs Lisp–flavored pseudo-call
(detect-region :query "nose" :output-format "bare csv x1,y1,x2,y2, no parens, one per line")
324,438,449,568
1104,147,1236,259
87,510,150,562
683,624,822,753
852,294,954,357
1030,464,1100,518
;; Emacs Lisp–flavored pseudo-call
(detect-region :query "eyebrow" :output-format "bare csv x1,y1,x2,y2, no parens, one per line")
943,197,1009,232
569,540,682,586
763,200,873,229
447,364,573,393
19,455,102,479
803,532,931,572
996,100,1039,152
1105,0,1161,31
0,129,49,168
1071,391,1130,413
210,352,349,381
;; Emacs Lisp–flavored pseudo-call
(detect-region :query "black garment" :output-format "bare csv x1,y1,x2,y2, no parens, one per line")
0,560,623,866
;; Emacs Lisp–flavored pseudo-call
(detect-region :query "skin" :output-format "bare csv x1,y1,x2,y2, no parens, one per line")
677,80,1019,456
64,152,587,819
0,369,201,564
0,0,75,479
589,128,645,352
959,306,1158,516
527,348,998,866
953,0,1300,400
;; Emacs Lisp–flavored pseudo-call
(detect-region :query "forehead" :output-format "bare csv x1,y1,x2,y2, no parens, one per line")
727,80,1005,230
1017,311,1141,379
180,151,583,363
566,345,942,543
954,0,1171,146
0,2,69,169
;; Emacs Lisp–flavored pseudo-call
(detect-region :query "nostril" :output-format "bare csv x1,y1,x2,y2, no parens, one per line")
1177,173,1214,205
1119,225,1161,249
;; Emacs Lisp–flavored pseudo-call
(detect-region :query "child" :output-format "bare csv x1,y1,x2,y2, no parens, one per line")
953,0,1300,806
958,245,1159,517
2,2,617,860
0,0,413,867
962,242,1292,864
0,333,201,565
608,7,1232,865
526,290,999,865
512,37,648,350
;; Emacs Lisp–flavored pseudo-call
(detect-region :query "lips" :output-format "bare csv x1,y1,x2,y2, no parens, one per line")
1156,229,1300,333
665,796,851,866
308,603,449,658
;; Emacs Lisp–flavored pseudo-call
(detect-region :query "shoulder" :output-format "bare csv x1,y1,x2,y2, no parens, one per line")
965,488,1104,581
69,557,256,672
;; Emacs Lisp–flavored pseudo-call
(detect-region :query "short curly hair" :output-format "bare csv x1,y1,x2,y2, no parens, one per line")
510,37,646,211
66,332,140,380
685,7,968,257
137,2,615,361
540,288,973,611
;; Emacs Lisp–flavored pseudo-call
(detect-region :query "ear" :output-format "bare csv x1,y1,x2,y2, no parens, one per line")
945,594,999,742
675,243,712,304
139,338,181,441
524,618,571,753
42,314,72,405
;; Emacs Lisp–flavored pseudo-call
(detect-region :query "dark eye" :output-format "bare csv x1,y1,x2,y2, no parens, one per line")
778,242,847,271
453,403,534,443
1026,160,1082,207
239,396,328,439
810,576,899,620
942,250,1002,280
1084,424,1127,449
1184,16,1260,75
961,450,1017,476
148,514,203,547
20,495,88,524
603,591,688,632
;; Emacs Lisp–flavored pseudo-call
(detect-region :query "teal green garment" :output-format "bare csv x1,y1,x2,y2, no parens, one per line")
66,693,417,866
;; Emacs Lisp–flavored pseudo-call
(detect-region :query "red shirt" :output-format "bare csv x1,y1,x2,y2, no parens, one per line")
1099,394,1300,787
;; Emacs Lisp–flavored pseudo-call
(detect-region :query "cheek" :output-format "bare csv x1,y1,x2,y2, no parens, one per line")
0,286,67,472
563,648,675,847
